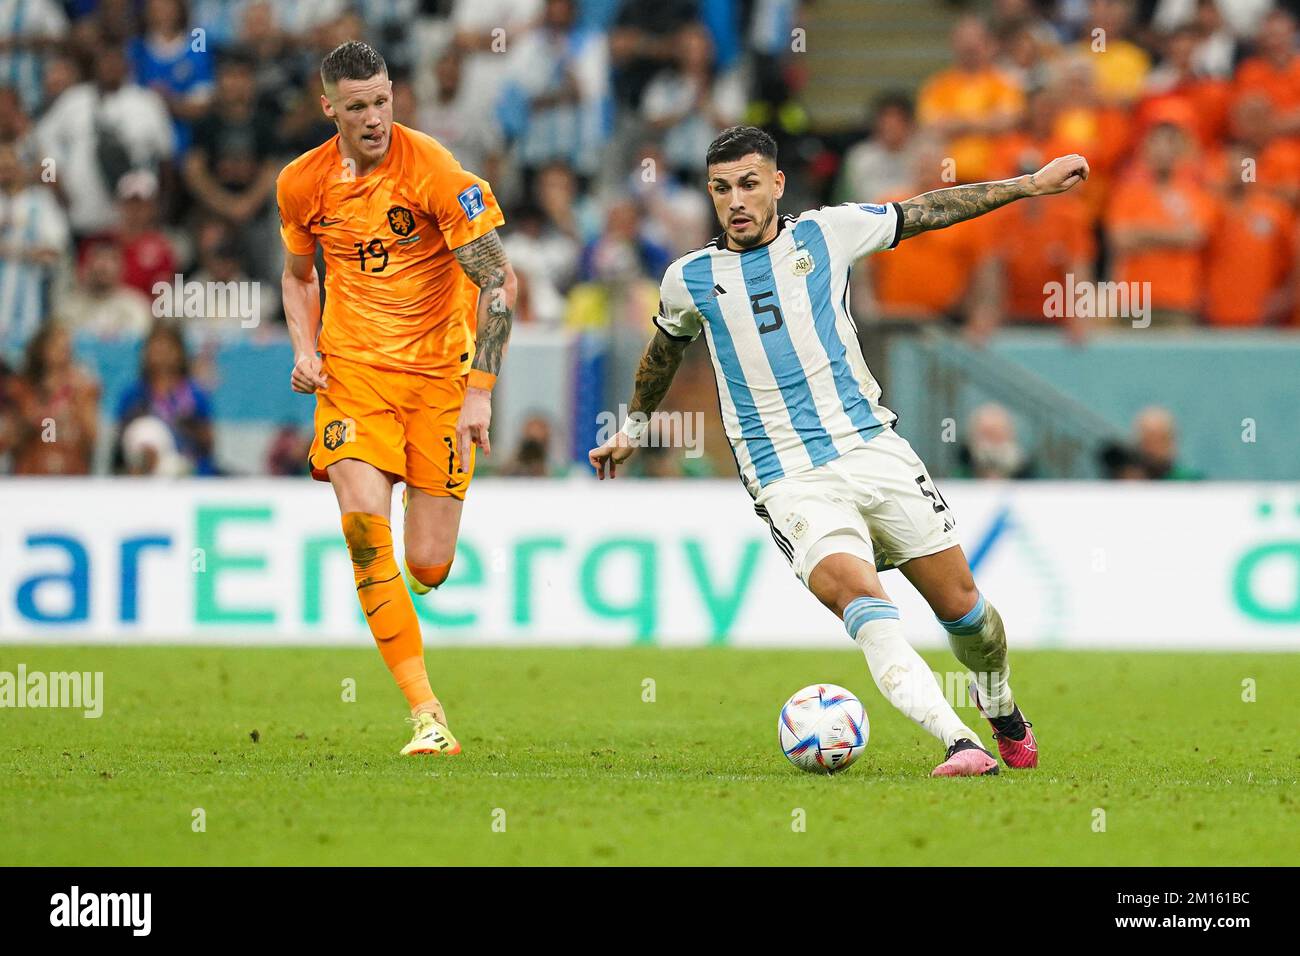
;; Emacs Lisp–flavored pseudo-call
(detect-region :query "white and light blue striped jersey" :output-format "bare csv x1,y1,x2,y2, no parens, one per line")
655,201,904,497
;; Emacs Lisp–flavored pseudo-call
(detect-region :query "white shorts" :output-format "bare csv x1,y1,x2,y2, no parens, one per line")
753,427,957,586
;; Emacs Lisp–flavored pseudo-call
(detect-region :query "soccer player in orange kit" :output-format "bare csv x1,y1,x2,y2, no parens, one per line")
276,41,517,755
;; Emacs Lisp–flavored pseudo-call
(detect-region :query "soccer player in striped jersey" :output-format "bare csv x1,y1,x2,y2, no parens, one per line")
590,126,1089,776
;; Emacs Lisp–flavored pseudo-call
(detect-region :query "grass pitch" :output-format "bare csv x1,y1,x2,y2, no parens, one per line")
1,646,1295,866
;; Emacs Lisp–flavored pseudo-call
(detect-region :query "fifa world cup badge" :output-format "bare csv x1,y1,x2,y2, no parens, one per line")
792,249,815,276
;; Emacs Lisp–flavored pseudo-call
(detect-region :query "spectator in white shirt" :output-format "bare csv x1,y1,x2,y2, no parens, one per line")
34,46,175,238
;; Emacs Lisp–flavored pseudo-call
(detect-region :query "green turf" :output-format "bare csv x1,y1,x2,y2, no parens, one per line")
0,646,1295,865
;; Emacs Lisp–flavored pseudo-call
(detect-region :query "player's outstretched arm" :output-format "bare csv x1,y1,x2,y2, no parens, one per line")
452,229,518,464
588,329,690,480
898,154,1089,241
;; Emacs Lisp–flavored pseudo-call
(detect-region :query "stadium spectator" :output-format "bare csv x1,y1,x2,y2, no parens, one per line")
0,140,71,360
580,197,670,285
113,320,217,475
497,0,611,180
1079,0,1152,105
955,403,1039,479
119,412,190,475
834,92,919,206
129,0,215,155
56,239,153,341
640,22,745,183
917,16,1024,183
502,203,580,327
1131,405,1204,479
38,54,81,119
188,219,282,339
858,136,995,325
1136,24,1231,150
0,87,36,161
1106,121,1219,325
67,0,136,60
452,0,544,131
997,10,1059,92
0,0,67,114
609,0,701,112
1232,9,1300,140
190,0,255,51
112,169,179,298
9,321,99,475
624,141,713,258
183,48,282,281
237,0,299,119
418,48,505,194
743,0,806,141
1225,91,1300,205
502,413,556,477
1205,141,1296,326
33,44,175,239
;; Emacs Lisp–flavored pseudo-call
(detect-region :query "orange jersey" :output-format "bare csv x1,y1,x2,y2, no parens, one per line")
917,67,1024,182
276,123,505,375
1106,173,1219,313
1205,193,1295,327
983,196,1095,322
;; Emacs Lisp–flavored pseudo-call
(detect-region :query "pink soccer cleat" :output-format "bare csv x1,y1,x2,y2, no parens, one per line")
931,739,999,777
970,685,1038,769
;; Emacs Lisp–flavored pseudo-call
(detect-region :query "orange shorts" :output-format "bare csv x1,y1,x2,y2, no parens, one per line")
308,354,475,499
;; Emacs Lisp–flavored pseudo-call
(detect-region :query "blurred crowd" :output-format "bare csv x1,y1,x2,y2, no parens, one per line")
840,0,1300,337
0,0,1285,480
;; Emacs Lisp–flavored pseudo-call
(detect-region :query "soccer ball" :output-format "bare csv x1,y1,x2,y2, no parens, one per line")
778,683,869,774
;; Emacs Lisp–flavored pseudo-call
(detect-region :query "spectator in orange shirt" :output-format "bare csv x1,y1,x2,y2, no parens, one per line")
977,194,1096,341
1136,24,1230,151
855,136,994,326
1106,122,1220,326
1049,53,1137,222
1205,142,1296,327
917,16,1024,183
1221,92,1300,205
1232,9,1300,139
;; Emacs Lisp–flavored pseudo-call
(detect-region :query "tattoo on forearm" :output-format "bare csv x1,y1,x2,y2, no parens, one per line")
454,229,513,376
898,177,1029,240
630,330,688,416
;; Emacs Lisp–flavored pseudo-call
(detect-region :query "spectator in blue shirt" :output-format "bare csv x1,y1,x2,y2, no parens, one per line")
113,320,218,475
129,0,214,155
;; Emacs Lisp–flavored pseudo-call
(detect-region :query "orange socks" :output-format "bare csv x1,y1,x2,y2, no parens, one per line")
407,559,454,590
341,512,435,713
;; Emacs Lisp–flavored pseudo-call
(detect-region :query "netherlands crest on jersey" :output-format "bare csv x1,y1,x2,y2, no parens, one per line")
387,205,415,236
792,249,815,277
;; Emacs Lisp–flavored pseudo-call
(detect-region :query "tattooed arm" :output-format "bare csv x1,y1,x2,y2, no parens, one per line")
452,228,518,462
898,154,1089,240
589,328,690,479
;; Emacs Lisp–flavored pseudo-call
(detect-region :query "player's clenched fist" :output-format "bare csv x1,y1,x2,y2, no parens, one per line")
588,432,636,480
291,354,328,393
1026,154,1090,196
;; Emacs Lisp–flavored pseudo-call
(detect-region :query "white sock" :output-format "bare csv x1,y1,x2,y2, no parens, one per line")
939,592,1015,718
844,597,980,749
